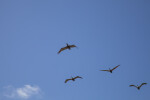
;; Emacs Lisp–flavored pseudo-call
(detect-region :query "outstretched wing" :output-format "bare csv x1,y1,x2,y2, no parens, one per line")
139,83,147,88
69,45,77,48
74,76,83,80
129,85,137,88
65,79,72,83
58,46,68,54
100,70,110,72
112,65,120,71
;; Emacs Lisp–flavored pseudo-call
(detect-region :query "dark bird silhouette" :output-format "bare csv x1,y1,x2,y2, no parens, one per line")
100,65,120,73
58,43,77,54
65,76,83,83
129,83,147,90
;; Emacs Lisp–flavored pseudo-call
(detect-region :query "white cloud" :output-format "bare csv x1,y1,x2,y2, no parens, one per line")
4,85,41,99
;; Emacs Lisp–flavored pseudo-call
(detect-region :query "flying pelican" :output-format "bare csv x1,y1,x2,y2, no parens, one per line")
129,83,147,90
58,43,77,54
65,76,83,83
100,65,120,73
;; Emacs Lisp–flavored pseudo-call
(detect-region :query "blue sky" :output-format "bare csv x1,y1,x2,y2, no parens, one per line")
0,0,150,100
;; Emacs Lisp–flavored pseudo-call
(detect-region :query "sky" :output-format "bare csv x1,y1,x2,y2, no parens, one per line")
0,0,150,100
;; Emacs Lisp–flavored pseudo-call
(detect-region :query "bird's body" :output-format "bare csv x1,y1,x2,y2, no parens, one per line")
58,43,77,54
100,65,120,73
65,76,83,83
129,83,147,90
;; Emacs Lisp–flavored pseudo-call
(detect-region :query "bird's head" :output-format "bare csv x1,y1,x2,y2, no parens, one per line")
109,68,113,73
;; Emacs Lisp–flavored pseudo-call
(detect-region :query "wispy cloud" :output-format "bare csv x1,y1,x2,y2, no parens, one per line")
4,85,42,99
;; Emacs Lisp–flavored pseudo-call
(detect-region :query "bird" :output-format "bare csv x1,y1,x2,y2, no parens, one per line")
65,76,83,83
129,83,147,90
58,43,77,54
100,65,120,73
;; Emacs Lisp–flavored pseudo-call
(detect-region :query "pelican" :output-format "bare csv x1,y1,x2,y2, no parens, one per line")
129,83,147,90
100,65,120,73
65,76,83,83
58,43,77,54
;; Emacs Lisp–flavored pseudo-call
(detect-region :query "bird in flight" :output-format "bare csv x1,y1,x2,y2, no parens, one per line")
100,65,120,73
58,43,77,54
65,76,83,83
129,83,147,90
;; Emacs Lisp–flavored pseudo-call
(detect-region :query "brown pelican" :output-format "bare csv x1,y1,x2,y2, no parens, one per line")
100,65,120,73
58,43,77,54
129,83,147,90
65,76,83,83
